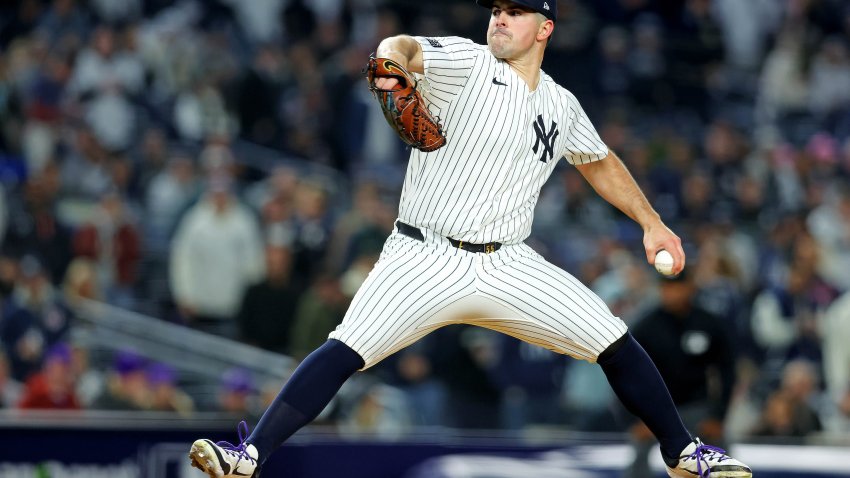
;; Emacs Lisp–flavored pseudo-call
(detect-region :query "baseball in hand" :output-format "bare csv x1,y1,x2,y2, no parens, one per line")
654,250,675,276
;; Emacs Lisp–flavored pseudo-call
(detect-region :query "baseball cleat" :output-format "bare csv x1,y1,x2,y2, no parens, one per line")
665,438,751,478
189,421,260,477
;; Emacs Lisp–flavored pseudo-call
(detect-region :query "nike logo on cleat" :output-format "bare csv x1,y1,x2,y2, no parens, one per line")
492,78,507,86
205,440,230,474
233,460,255,476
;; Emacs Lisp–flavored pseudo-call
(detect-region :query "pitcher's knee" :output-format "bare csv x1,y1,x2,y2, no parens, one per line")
597,331,630,364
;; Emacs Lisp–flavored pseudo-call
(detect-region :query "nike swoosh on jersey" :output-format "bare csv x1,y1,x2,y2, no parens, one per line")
492,77,507,86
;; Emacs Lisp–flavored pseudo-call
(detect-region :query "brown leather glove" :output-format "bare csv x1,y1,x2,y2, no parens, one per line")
365,55,446,152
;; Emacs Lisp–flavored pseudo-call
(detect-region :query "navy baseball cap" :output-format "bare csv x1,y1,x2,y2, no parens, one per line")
477,0,557,22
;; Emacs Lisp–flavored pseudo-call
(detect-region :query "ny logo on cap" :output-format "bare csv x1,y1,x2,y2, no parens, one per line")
543,2,550,10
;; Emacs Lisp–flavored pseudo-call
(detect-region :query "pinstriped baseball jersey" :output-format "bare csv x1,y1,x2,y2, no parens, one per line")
328,35,628,368
398,36,608,245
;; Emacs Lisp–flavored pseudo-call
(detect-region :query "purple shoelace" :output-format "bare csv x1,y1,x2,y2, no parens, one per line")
687,441,729,477
216,420,256,463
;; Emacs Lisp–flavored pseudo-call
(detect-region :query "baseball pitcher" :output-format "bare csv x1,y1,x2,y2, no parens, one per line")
189,1,752,477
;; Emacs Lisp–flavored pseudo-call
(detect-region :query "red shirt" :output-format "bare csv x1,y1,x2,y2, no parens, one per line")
18,373,80,410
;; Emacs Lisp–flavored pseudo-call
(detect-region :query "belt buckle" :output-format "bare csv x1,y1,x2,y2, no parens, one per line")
485,244,495,254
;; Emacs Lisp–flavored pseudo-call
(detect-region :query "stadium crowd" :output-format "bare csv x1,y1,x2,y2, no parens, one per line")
1,0,850,445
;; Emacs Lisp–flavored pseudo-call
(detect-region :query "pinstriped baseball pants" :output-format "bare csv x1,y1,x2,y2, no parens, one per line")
329,227,628,369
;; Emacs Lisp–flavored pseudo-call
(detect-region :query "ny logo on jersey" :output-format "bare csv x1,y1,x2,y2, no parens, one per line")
531,114,558,163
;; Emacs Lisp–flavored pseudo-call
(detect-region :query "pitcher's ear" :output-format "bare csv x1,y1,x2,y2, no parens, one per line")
538,19,554,42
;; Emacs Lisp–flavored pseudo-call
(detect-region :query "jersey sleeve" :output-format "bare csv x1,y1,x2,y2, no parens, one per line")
413,36,478,107
561,91,608,165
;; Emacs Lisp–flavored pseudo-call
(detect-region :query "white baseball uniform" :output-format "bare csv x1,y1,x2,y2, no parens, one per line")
329,36,627,368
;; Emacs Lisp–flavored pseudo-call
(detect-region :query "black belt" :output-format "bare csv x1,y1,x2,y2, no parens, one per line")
395,221,502,254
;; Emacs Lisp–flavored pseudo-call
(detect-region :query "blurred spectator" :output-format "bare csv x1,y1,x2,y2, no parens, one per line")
431,326,502,429
0,254,17,301
823,290,850,432
628,14,668,111
629,268,736,478
0,0,43,50
288,274,348,361
236,243,303,354
0,348,23,408
61,257,101,306
133,128,170,196
88,0,141,24
66,25,143,152
20,52,70,175
218,367,259,421
561,359,619,432
765,145,807,214
279,45,331,163
704,120,746,207
591,248,656,320
231,44,286,148
750,234,839,368
0,254,73,381
373,334,447,428
35,0,89,51
692,232,749,337
59,126,113,200
145,154,199,238
92,349,150,411
219,0,285,44
173,79,234,142
490,336,568,430
245,164,298,215
18,342,80,409
713,0,780,72
679,172,715,232
69,342,103,408
141,150,198,312
537,166,617,238
4,164,73,283
146,362,195,416
170,172,264,337
343,62,407,167
323,180,395,275
107,152,141,203
665,0,725,119
338,380,412,439
72,190,141,308
594,26,632,109
647,137,691,223
808,36,850,119
289,180,332,282
756,24,810,126
807,182,850,290
751,360,824,438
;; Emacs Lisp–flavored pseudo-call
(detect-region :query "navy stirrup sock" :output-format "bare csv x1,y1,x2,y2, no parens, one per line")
597,332,691,459
247,339,364,461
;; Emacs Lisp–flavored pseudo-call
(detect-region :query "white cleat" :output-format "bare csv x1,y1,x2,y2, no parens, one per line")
189,421,260,478
666,438,752,478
